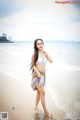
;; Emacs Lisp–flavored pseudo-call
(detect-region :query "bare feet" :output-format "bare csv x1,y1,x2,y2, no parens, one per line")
34,107,38,113
44,112,53,117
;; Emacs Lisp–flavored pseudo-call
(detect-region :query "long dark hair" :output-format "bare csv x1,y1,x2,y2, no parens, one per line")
31,38,44,70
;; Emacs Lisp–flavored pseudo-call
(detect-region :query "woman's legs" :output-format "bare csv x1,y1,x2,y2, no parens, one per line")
35,84,53,117
36,84,48,114
34,89,40,110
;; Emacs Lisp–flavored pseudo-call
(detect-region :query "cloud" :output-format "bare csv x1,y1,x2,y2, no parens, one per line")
0,0,25,18
73,0,80,9
74,4,80,9
71,17,80,22
0,0,80,41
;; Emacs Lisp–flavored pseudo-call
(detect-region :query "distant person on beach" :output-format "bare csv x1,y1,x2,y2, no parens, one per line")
30,38,53,117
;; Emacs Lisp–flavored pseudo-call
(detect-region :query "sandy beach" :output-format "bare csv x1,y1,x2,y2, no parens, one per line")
0,42,80,120
0,73,66,120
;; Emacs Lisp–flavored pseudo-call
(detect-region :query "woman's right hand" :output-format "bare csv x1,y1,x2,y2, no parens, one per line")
37,72,41,79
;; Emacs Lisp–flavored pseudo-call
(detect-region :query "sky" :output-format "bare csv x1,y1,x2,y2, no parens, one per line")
0,0,80,41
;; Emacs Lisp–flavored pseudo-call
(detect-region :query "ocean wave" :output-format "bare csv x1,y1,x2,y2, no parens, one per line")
47,85,80,120
52,62,80,72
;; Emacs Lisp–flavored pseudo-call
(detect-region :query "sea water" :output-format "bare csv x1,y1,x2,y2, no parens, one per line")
44,41,80,120
0,41,80,120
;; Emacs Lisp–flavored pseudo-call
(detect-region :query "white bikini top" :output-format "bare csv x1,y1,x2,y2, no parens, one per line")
36,54,47,66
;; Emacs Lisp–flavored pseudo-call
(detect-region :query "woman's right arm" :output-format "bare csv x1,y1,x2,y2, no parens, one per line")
31,54,41,78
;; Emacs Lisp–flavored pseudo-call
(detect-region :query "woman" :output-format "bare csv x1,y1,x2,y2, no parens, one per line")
30,38,53,117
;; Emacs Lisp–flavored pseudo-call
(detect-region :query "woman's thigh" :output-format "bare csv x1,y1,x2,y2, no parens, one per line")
36,84,45,95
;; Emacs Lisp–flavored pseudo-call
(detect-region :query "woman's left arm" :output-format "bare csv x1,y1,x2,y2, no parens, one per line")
45,52,53,63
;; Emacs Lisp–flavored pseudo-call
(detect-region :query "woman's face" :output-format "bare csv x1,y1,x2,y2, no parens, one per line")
36,40,44,51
